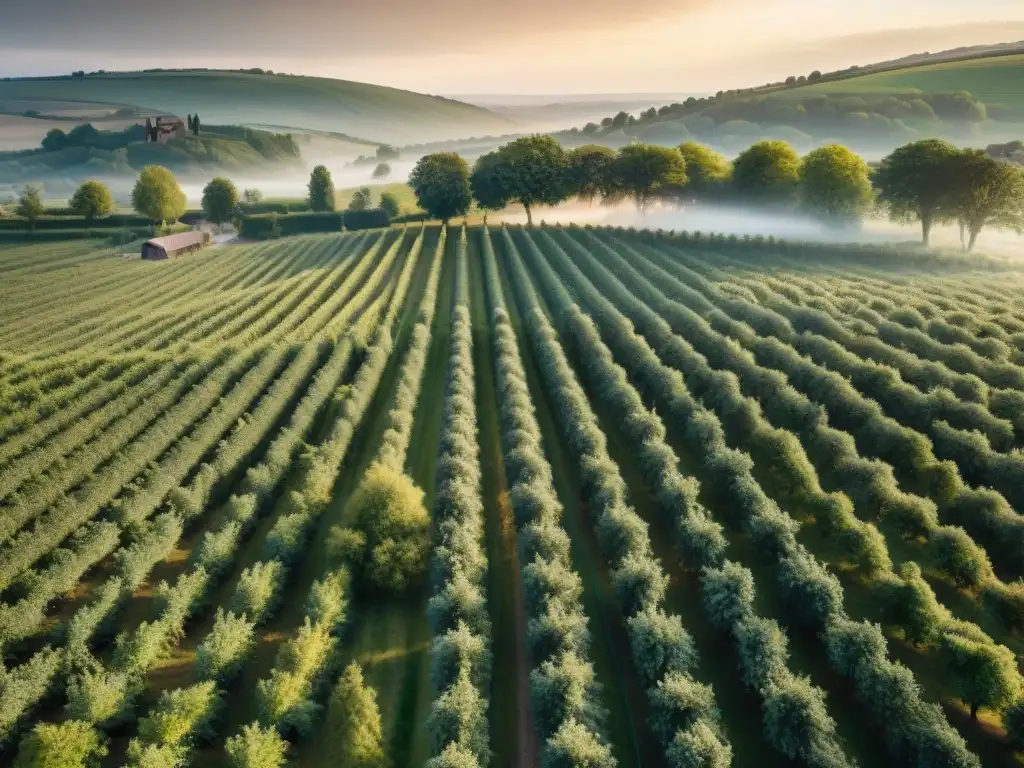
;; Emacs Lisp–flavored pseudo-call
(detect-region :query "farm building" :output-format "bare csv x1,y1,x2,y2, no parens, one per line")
144,116,186,143
141,231,211,260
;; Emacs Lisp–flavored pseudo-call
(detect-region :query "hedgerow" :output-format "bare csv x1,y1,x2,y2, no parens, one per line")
480,226,613,765
427,229,491,764
539,225,980,767
501,226,734,766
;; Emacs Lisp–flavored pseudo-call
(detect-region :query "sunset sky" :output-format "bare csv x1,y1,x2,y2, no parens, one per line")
2,0,1023,94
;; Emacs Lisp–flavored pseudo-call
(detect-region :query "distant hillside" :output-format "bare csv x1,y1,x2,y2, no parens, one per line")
556,50,1024,157
0,70,516,145
0,123,302,186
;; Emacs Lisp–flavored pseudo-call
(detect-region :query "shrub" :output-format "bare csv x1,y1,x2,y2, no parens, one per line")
427,668,489,763
430,622,491,693
940,630,1022,718
325,663,387,768
700,561,754,630
230,560,284,622
647,672,720,746
196,610,256,682
626,609,697,690
928,526,992,589
541,716,616,768
135,682,220,749
14,721,107,768
65,668,139,727
1004,699,1024,750
224,723,289,768
345,463,430,593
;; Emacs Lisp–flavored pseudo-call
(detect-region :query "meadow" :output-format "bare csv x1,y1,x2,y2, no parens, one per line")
1,226,1024,768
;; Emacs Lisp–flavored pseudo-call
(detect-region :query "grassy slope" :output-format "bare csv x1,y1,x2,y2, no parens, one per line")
0,71,514,145
781,53,1024,117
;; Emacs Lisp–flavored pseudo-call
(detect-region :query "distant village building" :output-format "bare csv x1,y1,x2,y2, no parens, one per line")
144,116,186,144
141,231,211,260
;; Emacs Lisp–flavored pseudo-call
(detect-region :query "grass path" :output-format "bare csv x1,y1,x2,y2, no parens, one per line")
467,228,536,768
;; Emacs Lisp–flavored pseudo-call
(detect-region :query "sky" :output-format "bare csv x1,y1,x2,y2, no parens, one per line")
2,0,1024,95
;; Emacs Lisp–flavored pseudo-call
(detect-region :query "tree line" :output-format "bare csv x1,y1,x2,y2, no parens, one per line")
408,136,1024,251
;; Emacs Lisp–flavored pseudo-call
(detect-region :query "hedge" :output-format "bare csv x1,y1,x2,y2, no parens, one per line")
238,209,390,239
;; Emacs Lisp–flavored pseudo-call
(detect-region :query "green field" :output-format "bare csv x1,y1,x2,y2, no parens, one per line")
793,53,1024,118
0,228,1024,767
0,70,514,145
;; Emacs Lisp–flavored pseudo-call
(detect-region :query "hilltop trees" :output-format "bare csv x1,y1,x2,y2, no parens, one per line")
410,152,472,225
873,138,960,245
70,181,115,222
609,143,687,212
372,163,391,180
201,177,239,227
307,165,336,212
469,136,570,225
131,166,187,225
798,144,874,226
732,140,801,206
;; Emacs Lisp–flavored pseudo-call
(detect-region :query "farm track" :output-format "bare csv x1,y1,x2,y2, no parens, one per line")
1,229,1022,768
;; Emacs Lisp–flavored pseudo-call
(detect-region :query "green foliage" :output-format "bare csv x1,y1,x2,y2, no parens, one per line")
567,144,616,203
14,721,107,768
947,149,1024,251
798,144,873,225
1004,699,1024,750
379,191,401,219
873,138,960,244
16,185,45,229
135,681,220,750
345,463,430,593
940,630,1022,718
928,526,991,589
541,716,616,768
348,186,373,212
201,177,239,225
731,140,800,206
307,165,336,212
326,663,387,768
677,142,731,198
196,609,256,682
372,163,391,180
469,136,570,224
131,166,186,223
609,143,687,212
410,153,472,223
224,723,289,768
426,668,489,763
69,181,115,221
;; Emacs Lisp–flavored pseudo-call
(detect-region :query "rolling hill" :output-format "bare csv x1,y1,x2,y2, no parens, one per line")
0,70,516,145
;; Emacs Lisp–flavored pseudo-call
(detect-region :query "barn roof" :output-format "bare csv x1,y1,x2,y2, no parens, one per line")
144,231,205,250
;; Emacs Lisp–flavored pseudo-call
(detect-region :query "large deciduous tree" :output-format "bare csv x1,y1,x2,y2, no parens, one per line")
677,142,731,201
566,144,617,204
609,143,687,213
131,166,187,224
798,144,873,226
347,187,373,213
468,136,569,225
372,162,391,180
201,177,239,227
873,138,960,245
378,191,401,220
731,140,800,206
307,165,336,212
409,152,472,225
70,180,115,222
947,150,1024,252
940,629,1021,719
16,184,46,231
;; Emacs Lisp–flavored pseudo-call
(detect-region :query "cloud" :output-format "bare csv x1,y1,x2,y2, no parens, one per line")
0,0,717,56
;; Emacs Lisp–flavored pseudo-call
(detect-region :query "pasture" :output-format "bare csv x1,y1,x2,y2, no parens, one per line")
794,53,1024,118
1,226,1024,767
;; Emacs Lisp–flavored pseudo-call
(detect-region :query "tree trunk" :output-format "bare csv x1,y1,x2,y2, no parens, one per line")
524,204,533,227
968,225,981,253
970,702,979,719
959,220,967,252
921,214,932,246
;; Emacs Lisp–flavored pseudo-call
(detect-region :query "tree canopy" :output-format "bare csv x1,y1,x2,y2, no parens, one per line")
328,663,387,768
732,140,801,206
348,187,373,213
16,184,45,230
201,177,239,226
69,181,115,222
15,720,107,768
307,165,336,212
131,166,187,224
567,144,617,204
873,138,960,245
677,142,731,199
468,136,569,225
409,152,472,225
798,144,874,225
947,150,1024,251
609,143,687,212
379,191,401,220
372,163,391,180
